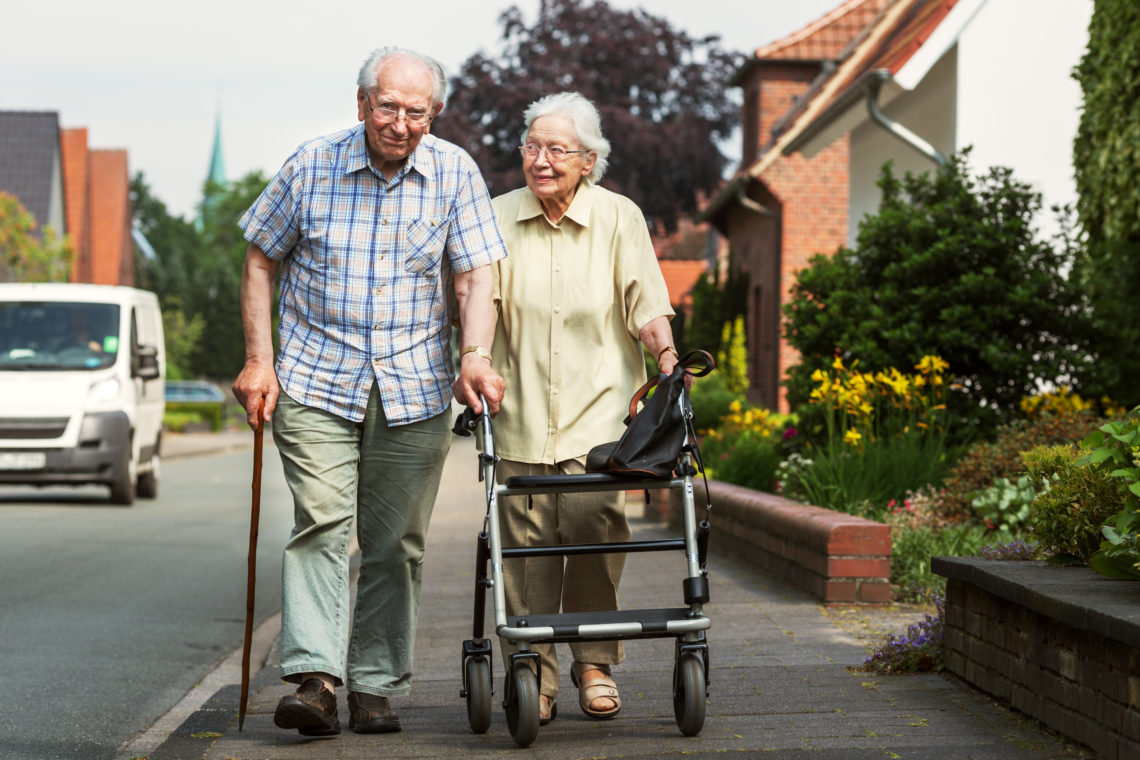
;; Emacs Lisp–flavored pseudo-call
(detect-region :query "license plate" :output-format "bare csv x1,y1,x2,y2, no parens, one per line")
0,452,47,470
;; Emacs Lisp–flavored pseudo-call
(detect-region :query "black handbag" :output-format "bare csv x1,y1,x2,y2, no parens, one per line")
585,350,715,478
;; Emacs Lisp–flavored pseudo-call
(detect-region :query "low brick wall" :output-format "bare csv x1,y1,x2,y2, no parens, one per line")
647,478,891,604
933,557,1140,760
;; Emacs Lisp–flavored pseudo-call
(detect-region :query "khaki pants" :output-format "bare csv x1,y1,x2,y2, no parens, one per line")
496,457,629,699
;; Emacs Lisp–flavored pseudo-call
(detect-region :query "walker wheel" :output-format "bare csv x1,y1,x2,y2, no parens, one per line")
464,656,492,734
673,652,706,736
504,662,539,747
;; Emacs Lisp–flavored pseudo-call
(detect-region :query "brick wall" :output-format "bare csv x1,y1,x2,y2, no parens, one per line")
652,478,891,604
934,558,1140,760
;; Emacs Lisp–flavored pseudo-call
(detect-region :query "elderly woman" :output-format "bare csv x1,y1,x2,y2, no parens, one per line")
486,91,682,724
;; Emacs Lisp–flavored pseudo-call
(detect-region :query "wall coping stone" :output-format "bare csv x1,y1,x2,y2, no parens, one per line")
932,556,1140,649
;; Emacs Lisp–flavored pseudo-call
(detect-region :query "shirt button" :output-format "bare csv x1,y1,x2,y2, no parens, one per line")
382,219,388,225
374,288,382,295
552,387,559,395
553,306,561,313
554,266,561,272
374,324,381,330
373,357,381,364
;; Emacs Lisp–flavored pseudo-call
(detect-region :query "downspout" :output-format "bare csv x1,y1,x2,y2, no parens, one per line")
865,71,947,167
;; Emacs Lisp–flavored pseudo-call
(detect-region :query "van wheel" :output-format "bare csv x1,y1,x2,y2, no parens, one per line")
137,455,159,499
109,450,135,506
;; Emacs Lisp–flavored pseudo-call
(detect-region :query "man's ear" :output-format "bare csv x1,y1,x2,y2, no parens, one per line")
356,88,368,122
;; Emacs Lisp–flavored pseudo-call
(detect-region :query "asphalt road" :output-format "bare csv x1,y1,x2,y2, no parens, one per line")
0,446,293,760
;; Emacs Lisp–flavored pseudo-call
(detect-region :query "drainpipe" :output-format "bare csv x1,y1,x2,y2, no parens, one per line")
865,72,947,167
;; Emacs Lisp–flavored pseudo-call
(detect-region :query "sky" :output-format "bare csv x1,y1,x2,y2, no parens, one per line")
3,0,840,219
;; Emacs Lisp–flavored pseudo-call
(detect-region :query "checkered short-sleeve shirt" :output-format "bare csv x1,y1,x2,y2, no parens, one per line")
239,126,508,424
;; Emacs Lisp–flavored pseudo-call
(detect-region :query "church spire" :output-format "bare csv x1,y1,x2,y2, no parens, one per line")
207,102,226,189
197,96,227,230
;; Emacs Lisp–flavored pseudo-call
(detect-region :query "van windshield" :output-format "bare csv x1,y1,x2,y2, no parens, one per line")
0,301,121,371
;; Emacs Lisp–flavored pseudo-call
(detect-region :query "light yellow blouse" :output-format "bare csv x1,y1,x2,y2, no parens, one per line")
489,182,674,464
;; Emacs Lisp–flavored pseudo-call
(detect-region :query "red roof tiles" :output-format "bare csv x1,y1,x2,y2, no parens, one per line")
753,0,892,61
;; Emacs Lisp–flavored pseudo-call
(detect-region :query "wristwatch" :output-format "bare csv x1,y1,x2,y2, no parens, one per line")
461,345,492,361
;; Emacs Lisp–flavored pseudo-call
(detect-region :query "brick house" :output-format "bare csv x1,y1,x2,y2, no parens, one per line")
700,0,1090,412
0,111,135,285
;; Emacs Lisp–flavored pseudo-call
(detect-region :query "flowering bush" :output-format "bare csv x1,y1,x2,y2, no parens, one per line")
702,400,794,492
977,540,1040,560
862,592,945,673
935,410,1105,521
788,355,951,516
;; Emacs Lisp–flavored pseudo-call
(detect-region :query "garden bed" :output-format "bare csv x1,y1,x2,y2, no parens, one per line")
933,556,1140,760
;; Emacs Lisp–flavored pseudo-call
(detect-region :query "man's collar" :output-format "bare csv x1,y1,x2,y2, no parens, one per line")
344,126,436,182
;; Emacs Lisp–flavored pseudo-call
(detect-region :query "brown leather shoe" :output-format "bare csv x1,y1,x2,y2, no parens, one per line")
347,690,401,733
273,678,340,736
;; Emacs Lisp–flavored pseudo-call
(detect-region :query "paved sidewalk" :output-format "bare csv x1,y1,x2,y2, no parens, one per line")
146,435,1094,759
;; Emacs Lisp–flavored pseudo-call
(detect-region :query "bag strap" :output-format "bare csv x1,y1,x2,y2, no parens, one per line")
626,349,718,420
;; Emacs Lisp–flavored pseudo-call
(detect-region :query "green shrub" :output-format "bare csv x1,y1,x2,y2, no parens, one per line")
1022,443,1125,564
688,371,745,433
890,522,995,598
701,401,791,492
164,401,223,432
782,153,1097,438
937,412,1104,520
970,476,1035,533
1075,409,1140,579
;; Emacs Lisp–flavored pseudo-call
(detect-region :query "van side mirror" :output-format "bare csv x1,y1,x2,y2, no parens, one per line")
133,344,160,380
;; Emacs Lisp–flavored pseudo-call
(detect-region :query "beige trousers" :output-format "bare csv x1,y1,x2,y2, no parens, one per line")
496,457,630,699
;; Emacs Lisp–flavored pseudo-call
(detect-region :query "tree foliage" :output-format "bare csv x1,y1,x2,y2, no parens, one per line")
0,192,71,282
1071,0,1140,406
782,155,1096,438
133,171,268,381
432,0,740,232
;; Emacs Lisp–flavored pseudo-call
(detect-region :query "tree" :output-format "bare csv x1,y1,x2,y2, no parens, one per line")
0,192,71,282
1071,0,1140,406
432,0,741,232
192,171,271,380
782,155,1096,438
132,171,267,380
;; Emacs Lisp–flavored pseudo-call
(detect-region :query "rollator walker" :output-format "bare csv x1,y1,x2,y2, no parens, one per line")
453,369,714,748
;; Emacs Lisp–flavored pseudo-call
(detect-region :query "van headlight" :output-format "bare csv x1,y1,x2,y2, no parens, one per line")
89,377,121,402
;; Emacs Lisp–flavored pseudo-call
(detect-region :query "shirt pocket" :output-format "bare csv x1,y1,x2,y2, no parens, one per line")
404,217,449,277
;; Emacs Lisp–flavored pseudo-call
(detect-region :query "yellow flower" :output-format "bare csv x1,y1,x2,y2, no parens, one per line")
832,356,846,371
811,368,827,383
844,428,862,446
728,399,742,414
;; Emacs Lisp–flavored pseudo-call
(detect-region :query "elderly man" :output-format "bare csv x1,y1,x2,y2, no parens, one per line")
232,47,506,737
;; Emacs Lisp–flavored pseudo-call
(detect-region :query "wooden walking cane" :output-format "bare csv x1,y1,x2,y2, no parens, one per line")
239,398,265,731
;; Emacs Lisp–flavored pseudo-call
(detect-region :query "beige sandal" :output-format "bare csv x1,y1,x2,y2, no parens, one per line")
539,694,557,725
570,662,621,719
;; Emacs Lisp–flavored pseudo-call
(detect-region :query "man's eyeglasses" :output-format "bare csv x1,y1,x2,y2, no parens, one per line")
519,144,587,162
365,98,432,126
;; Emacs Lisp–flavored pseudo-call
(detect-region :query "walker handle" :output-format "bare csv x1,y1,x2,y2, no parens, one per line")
451,394,491,436
452,406,479,436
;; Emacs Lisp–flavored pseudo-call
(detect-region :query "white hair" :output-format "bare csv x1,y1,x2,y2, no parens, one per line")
522,92,610,184
357,47,447,109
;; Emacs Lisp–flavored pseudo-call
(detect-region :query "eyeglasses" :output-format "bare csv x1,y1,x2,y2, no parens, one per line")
519,144,587,162
365,97,432,126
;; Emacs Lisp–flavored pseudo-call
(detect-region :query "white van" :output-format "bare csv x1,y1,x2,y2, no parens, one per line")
0,283,165,504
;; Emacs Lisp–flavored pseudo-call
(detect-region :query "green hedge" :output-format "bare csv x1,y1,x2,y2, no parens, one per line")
164,401,223,432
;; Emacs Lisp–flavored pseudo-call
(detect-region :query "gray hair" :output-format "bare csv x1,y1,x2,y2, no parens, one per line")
522,92,610,184
357,47,448,109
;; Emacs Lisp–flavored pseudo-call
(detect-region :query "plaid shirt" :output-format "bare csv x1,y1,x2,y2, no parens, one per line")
239,126,508,425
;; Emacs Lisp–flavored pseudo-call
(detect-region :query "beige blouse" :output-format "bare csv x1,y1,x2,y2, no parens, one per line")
489,182,674,464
